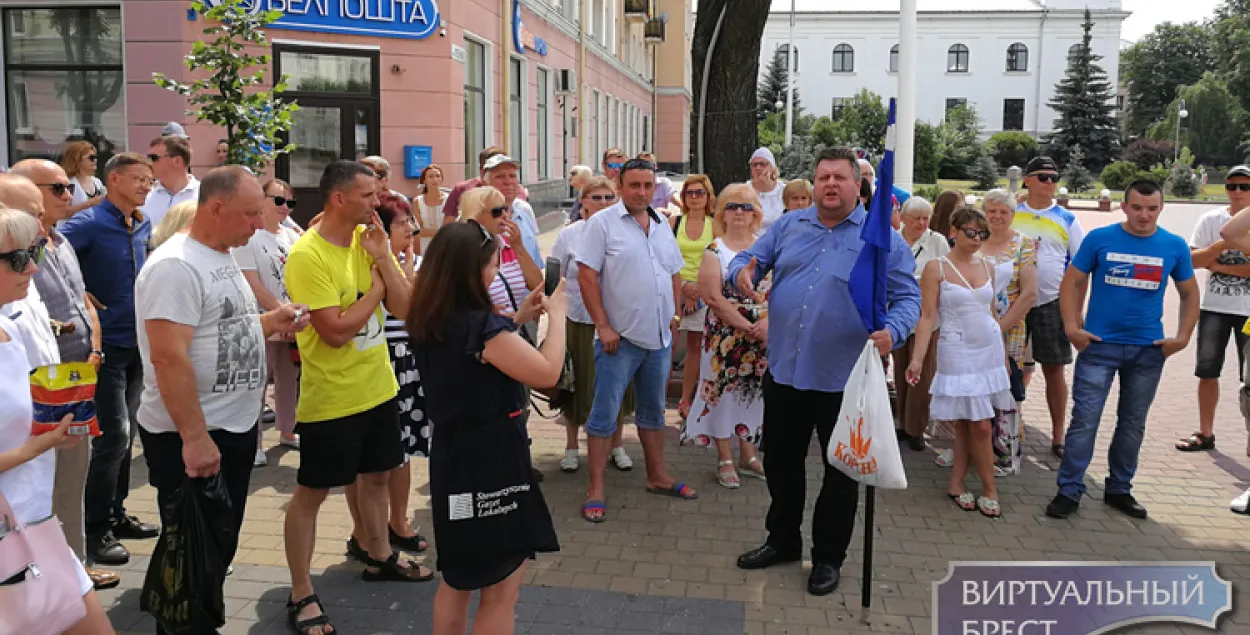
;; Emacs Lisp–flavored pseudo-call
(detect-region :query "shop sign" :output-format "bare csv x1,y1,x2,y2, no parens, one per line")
201,0,441,40
511,0,548,56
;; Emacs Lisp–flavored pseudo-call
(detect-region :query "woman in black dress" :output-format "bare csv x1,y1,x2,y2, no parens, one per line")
408,222,565,635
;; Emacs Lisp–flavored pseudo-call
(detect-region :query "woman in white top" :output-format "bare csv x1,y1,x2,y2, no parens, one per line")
60,141,105,217
549,177,633,473
891,196,949,450
415,164,446,254
0,207,114,634
747,147,785,232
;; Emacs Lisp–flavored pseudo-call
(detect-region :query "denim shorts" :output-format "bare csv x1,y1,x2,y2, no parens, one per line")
584,339,670,438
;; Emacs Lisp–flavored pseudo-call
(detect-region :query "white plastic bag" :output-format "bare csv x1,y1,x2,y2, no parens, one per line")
826,340,908,489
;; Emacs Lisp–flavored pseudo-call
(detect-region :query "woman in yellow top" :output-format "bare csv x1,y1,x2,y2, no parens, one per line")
671,175,717,419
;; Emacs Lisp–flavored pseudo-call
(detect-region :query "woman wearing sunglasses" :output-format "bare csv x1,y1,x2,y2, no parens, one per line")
60,141,105,218
907,208,1012,519
461,186,543,321
671,175,717,421
232,179,302,464
550,177,634,473
0,206,116,634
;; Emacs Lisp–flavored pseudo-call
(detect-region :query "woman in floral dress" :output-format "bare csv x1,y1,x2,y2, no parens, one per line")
682,184,768,489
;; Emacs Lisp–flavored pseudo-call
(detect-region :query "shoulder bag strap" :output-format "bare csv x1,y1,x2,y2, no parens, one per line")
496,272,535,345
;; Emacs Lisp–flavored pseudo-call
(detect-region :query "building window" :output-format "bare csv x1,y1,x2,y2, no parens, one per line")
463,38,488,174
832,44,854,73
592,90,601,162
509,57,524,180
831,97,847,120
1006,43,1028,72
889,44,899,73
1003,98,1024,131
945,98,967,117
642,115,649,151
778,44,797,72
3,7,126,164
947,44,969,73
536,68,550,180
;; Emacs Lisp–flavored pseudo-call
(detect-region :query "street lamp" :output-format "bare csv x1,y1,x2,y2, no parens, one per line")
775,99,784,142
1174,98,1188,162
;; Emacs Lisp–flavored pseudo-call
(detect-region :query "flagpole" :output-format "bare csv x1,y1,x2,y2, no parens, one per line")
861,484,875,622
784,0,796,147
896,0,918,189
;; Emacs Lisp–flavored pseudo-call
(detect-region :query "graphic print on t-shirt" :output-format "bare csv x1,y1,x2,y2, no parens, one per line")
353,291,385,352
212,266,264,393
266,242,291,302
1211,249,1250,297
1104,252,1163,290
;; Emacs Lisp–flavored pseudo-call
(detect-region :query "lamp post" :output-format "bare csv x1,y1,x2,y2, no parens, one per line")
1174,98,1188,163
775,99,784,143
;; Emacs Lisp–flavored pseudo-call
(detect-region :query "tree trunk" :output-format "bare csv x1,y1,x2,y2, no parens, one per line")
690,0,772,191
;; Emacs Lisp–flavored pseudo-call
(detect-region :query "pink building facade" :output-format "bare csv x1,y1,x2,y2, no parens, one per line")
1,0,691,221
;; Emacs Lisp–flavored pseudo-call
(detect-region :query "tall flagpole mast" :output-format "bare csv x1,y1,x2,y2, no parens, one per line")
784,0,795,147
896,0,918,189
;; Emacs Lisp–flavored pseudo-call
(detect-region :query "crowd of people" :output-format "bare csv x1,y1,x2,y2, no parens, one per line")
2,127,1250,635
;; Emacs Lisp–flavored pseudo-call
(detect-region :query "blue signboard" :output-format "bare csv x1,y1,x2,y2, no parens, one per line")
201,0,441,40
511,0,548,56
403,145,433,179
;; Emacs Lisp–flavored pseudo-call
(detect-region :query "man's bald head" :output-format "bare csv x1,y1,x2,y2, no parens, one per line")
10,159,71,227
0,174,47,238
193,165,265,251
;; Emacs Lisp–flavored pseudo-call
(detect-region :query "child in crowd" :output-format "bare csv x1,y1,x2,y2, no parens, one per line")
782,179,813,212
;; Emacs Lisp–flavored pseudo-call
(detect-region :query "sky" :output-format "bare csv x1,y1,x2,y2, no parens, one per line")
1120,0,1223,42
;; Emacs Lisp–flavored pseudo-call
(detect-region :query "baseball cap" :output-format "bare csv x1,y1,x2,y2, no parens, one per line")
1227,165,1250,179
482,154,520,172
1025,156,1058,175
161,122,188,138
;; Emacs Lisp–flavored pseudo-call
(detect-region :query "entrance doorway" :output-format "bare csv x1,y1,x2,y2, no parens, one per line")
274,44,380,225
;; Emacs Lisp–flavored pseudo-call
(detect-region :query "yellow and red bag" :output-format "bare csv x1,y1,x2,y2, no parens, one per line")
30,362,101,437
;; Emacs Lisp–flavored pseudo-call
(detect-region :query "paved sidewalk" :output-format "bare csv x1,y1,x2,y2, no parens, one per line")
99,205,1250,634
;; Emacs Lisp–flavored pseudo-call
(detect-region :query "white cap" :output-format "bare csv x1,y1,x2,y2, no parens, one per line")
161,122,188,138
483,154,520,171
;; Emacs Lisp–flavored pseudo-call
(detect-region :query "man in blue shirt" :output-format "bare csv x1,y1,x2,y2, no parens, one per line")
60,152,158,565
728,147,920,596
1046,180,1199,521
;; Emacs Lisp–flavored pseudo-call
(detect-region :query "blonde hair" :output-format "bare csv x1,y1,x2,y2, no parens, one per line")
461,186,506,221
152,200,197,248
569,165,593,189
713,183,764,236
782,179,813,206
0,205,40,253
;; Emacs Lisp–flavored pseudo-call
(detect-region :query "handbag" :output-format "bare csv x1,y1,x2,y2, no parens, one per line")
0,492,87,635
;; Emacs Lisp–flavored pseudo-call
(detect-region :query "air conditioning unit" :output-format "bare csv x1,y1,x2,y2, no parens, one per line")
624,0,649,23
644,18,665,44
556,69,577,94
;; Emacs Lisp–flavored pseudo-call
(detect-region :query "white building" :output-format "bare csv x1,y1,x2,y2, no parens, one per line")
762,0,1130,137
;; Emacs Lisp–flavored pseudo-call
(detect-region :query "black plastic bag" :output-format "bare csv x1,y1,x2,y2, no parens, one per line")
140,475,236,635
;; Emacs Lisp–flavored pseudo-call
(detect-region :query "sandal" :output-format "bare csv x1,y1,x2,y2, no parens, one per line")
948,492,976,511
610,446,633,471
560,449,580,472
1175,432,1215,452
716,460,741,489
646,482,698,499
582,499,606,523
739,455,766,481
977,496,1001,518
287,593,335,635
362,552,434,583
1051,444,1065,458
345,536,368,564
935,449,954,467
388,526,428,553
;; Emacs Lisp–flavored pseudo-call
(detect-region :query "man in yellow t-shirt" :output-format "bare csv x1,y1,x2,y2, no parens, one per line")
282,161,429,632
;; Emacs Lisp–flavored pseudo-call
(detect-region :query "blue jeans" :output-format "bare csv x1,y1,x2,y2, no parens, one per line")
585,339,670,438
1056,341,1165,502
85,343,143,536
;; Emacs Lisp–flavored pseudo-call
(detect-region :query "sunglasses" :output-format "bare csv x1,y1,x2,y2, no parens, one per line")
87,155,97,162
1225,183,1250,192
958,227,991,241
0,237,46,274
272,196,298,209
724,202,755,212
1032,173,1060,184
489,205,508,218
606,162,625,170
37,182,76,197
685,189,707,198
145,153,167,163
588,193,616,202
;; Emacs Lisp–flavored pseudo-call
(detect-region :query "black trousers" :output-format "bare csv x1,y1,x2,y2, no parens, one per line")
761,373,858,567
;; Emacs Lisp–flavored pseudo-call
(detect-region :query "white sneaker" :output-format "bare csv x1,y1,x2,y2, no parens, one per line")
610,446,633,471
1231,488,1250,515
560,449,579,472
253,449,268,467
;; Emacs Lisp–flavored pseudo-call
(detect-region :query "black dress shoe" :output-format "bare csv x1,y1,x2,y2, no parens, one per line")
808,562,840,596
86,531,130,566
111,514,159,539
1104,493,1148,519
906,434,926,451
1044,494,1080,519
736,544,800,570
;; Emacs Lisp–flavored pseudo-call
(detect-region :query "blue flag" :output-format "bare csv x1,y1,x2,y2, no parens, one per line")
849,98,897,333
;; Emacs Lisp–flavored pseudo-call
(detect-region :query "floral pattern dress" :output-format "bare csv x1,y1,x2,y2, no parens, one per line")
681,239,767,447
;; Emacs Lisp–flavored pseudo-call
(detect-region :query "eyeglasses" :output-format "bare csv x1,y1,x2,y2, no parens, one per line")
958,227,991,241
724,202,755,212
272,196,298,209
37,182,76,197
588,193,616,202
749,161,771,169
685,189,707,198
145,153,167,163
489,205,508,218
1032,173,1060,184
0,237,46,274
606,162,625,170
1225,183,1250,192
86,155,97,162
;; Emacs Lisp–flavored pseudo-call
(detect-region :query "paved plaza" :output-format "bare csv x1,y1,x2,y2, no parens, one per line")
99,203,1250,634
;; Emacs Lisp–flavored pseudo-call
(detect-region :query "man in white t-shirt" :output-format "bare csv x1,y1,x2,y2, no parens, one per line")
1181,165,1250,455
140,135,200,227
134,167,307,622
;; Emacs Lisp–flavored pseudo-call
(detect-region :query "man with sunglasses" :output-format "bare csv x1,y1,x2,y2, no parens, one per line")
601,148,629,183
1013,155,1086,459
140,135,199,228
1179,165,1250,456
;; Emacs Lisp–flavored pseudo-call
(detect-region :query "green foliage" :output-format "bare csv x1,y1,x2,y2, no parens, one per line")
1212,1,1250,113
1062,146,1095,192
937,105,984,180
1099,161,1142,190
777,136,819,182
1144,165,1172,186
758,47,800,120
833,90,889,157
1147,73,1247,166
1122,138,1175,170
1168,147,1202,197
152,0,298,171
912,121,942,185
1044,10,1120,170
985,131,1038,169
1121,22,1216,136
971,156,1000,191
810,116,839,148
912,184,943,203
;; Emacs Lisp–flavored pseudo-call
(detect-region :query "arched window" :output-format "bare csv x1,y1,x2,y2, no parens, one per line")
889,44,899,73
947,43,969,72
832,43,854,73
777,44,798,72
1006,42,1028,72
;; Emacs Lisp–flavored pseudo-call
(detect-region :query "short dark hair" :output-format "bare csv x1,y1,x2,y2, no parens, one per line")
149,135,191,166
198,165,255,205
376,191,413,233
102,152,152,183
319,160,376,199
478,145,505,172
813,146,862,182
1124,179,1163,203
950,206,989,232
617,158,656,182
406,221,499,343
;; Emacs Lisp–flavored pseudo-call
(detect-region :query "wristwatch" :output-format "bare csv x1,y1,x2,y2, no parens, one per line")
89,349,105,362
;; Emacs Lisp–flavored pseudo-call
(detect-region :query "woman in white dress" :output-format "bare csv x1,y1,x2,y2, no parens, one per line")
0,207,114,634
907,207,1012,518
681,184,767,488
747,148,785,232
415,164,446,254
59,141,105,217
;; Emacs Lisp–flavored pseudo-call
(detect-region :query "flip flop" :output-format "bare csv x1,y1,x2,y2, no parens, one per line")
948,492,976,511
581,500,606,523
646,482,698,500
